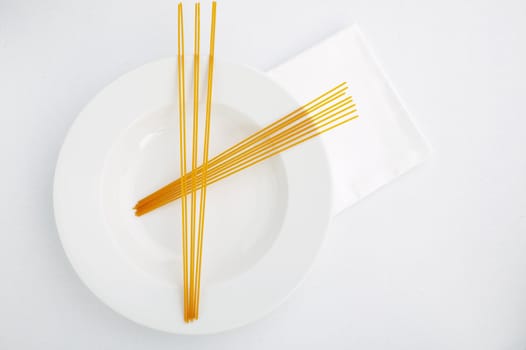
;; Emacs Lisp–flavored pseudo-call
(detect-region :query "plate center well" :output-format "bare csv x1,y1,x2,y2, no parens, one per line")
101,103,288,286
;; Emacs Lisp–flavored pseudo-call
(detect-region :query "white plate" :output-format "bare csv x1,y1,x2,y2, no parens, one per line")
54,57,333,334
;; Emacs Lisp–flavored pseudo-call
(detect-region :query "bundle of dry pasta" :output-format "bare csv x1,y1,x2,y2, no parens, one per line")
134,82,358,217
176,1,216,322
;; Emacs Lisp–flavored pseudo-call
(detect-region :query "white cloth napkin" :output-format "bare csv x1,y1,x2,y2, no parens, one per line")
268,24,430,216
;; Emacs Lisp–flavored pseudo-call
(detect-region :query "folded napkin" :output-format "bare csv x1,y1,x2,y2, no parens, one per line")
268,24,429,216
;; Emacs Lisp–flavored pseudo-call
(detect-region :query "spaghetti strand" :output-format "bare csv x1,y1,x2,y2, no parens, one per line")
194,1,216,318
177,2,189,322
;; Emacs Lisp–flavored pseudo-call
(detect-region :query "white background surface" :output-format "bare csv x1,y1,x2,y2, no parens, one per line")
1,0,525,348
